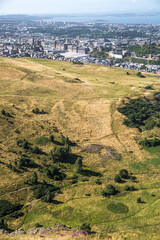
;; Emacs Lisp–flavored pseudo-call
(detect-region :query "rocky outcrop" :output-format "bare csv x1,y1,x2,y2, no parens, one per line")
0,229,8,235
10,228,26,235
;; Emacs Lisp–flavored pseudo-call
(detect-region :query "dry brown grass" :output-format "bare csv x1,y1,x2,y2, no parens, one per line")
0,58,160,240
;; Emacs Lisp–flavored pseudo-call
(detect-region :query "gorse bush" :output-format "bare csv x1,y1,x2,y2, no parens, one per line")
117,96,160,130
18,157,35,169
32,146,42,154
35,136,49,146
32,108,45,114
79,223,91,233
114,175,121,183
0,200,23,218
44,166,66,180
102,184,117,197
140,137,160,147
31,183,59,200
49,145,70,162
123,185,135,191
119,169,129,179
75,158,83,173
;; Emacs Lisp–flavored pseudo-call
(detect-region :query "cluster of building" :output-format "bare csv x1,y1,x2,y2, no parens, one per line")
0,19,160,74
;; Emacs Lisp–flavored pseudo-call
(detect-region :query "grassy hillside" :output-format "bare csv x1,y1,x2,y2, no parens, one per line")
0,58,160,240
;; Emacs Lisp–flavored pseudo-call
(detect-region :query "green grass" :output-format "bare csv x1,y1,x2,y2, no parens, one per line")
0,58,160,239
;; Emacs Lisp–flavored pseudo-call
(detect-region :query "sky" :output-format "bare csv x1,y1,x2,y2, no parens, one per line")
0,0,160,15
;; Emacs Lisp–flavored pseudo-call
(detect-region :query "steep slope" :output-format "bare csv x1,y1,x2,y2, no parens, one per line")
0,58,160,240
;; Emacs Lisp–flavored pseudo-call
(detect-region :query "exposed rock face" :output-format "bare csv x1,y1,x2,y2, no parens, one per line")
10,228,26,235
0,229,8,235
27,227,46,235
27,224,71,235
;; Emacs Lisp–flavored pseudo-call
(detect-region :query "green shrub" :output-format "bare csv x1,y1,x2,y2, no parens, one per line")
102,185,117,197
79,223,91,233
32,146,41,154
119,169,129,179
140,137,160,147
114,175,121,183
42,191,53,203
107,202,128,213
35,136,49,146
31,183,59,200
145,118,156,130
49,135,54,142
18,157,35,168
0,200,23,218
1,109,6,115
22,139,29,149
44,166,66,180
49,145,70,162
31,172,38,185
117,97,160,130
75,158,83,173
32,108,40,114
123,185,135,191
35,223,43,228
137,197,142,203
32,108,45,114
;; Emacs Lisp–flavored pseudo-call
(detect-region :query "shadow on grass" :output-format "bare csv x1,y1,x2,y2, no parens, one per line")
52,200,63,205
61,154,82,165
81,169,102,177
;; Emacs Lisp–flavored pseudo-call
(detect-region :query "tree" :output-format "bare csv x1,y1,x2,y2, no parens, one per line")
31,172,38,185
75,158,82,173
43,191,52,203
114,175,121,183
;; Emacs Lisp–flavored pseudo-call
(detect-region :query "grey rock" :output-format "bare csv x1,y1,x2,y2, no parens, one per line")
10,228,26,235
0,229,8,235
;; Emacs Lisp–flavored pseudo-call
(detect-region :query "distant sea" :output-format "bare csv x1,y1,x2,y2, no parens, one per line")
44,13,160,24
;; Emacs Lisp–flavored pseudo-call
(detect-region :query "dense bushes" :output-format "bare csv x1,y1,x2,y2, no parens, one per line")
32,108,45,114
44,166,66,180
32,146,42,154
75,158,83,173
35,136,49,146
49,145,70,162
114,175,121,183
140,137,160,147
117,97,160,130
31,183,59,202
102,184,117,197
123,185,135,191
0,200,23,218
119,169,129,179
18,157,35,168
1,109,12,117
79,223,91,233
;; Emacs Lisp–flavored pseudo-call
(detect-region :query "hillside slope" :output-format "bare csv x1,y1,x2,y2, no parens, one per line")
0,58,160,240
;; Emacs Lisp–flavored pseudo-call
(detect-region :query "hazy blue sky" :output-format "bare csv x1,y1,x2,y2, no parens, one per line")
0,0,159,14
